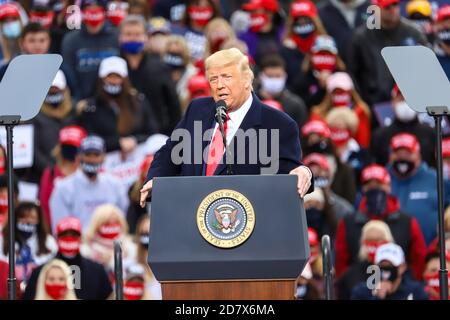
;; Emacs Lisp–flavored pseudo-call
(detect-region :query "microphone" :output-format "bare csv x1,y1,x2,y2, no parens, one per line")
214,100,233,175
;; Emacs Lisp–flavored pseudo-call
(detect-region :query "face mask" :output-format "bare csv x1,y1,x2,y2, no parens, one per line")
311,52,337,72
163,53,185,70
210,35,228,53
61,145,79,162
424,272,440,294
330,127,351,147
260,74,286,96
83,7,106,28
139,233,150,249
379,265,398,282
2,20,21,39
0,195,7,227
295,284,308,299
107,8,127,26
250,12,269,33
103,83,122,96
291,32,316,53
17,222,37,239
363,240,388,263
331,91,351,107
57,235,81,258
124,281,145,300
0,155,4,175
314,176,330,188
98,222,121,240
438,28,450,46
120,41,145,55
392,160,415,178
80,161,102,178
188,6,213,27
45,92,65,107
45,283,67,300
306,208,324,232
394,101,416,122
364,189,387,216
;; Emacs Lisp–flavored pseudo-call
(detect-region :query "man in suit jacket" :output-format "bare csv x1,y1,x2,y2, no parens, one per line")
140,48,312,207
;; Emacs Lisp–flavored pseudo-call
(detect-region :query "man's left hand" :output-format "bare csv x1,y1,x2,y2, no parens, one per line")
290,165,312,198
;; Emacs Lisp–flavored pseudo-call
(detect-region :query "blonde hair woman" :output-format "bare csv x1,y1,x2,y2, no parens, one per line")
34,259,77,300
81,204,136,272
203,17,236,57
358,220,394,263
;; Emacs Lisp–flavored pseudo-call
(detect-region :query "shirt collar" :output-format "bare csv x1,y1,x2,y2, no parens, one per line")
227,93,253,125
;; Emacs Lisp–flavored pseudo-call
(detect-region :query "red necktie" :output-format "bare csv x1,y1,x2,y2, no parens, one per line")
206,116,229,176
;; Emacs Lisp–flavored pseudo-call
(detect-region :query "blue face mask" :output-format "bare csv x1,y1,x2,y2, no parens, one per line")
120,41,145,54
2,20,22,39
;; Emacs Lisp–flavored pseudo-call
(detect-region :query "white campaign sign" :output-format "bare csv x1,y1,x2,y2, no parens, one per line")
0,124,34,168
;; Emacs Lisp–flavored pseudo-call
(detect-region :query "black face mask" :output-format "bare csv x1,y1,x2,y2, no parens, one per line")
392,160,415,177
304,140,334,155
45,92,65,107
163,53,185,70
81,161,102,178
306,208,324,232
380,265,398,282
139,233,149,249
438,28,450,46
365,189,387,216
17,223,37,240
61,144,79,162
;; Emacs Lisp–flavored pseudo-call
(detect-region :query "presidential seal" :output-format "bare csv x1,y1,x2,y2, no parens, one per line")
196,189,255,248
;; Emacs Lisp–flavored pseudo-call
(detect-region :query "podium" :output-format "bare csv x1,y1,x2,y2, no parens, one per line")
147,175,310,300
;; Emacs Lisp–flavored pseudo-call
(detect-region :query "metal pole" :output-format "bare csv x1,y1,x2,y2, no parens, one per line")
114,240,123,300
434,115,449,300
321,235,333,300
6,124,16,300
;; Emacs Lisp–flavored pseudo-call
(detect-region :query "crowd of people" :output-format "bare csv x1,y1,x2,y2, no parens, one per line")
0,0,450,300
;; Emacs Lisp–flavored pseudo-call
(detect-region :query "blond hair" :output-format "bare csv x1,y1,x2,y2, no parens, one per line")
205,47,254,87
326,107,359,134
84,204,128,242
34,259,78,300
358,220,394,261
165,35,191,66
203,17,236,57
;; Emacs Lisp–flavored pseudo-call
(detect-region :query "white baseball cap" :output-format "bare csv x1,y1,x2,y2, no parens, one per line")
98,56,128,78
375,243,405,267
51,70,67,90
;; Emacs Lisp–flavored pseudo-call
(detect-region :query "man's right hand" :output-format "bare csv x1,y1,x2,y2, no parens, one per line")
140,179,153,208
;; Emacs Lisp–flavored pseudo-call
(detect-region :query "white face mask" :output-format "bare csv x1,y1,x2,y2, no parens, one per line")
394,101,416,122
260,74,286,96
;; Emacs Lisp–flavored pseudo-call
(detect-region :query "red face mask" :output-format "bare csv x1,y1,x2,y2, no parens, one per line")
57,235,81,258
330,127,351,147
45,283,67,300
98,222,122,240
363,240,388,263
210,36,228,53
331,90,352,107
0,155,5,175
311,52,337,72
30,11,55,29
291,33,316,54
250,12,269,33
83,7,106,28
107,8,127,26
188,6,213,27
124,281,145,300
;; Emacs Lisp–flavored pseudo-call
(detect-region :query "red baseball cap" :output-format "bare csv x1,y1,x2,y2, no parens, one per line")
56,217,82,236
59,125,87,148
290,0,317,18
303,152,330,171
0,3,21,20
442,137,450,158
242,0,279,12
390,133,420,154
437,5,450,22
301,120,331,138
187,74,210,99
361,164,391,185
372,0,400,9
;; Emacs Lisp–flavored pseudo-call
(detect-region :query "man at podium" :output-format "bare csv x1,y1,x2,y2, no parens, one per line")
140,48,313,207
